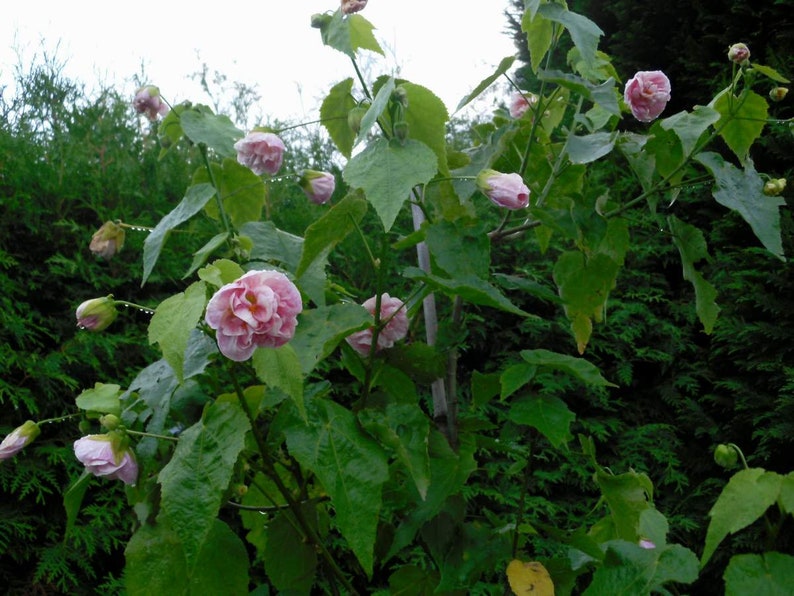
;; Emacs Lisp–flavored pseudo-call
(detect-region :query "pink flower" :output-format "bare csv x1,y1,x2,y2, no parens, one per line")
233,131,286,176
346,293,409,357
341,0,367,15
0,421,40,460
89,221,125,260
133,85,168,120
623,71,671,123
476,169,530,210
73,434,138,485
205,270,303,362
76,296,118,332
509,91,538,119
300,170,336,205
639,539,656,550
727,43,750,65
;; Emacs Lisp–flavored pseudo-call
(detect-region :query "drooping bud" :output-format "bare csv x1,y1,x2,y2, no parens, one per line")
714,444,739,468
133,85,169,120
727,43,750,65
763,178,787,196
348,105,368,135
0,421,40,461
476,169,530,210
89,221,126,260
393,121,409,142
76,296,118,332
299,170,336,205
391,86,409,109
769,87,789,102
73,432,138,485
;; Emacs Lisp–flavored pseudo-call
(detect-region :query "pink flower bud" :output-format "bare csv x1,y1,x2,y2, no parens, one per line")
727,43,750,65
476,169,530,210
0,421,40,460
73,433,138,485
76,296,118,332
346,293,409,357
509,91,539,119
89,221,125,260
623,71,671,122
133,85,169,120
341,0,367,15
769,87,789,102
300,170,336,205
205,270,303,362
639,539,656,550
233,131,286,176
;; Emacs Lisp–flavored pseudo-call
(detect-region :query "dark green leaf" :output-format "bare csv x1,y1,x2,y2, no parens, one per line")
252,344,305,420
520,348,615,387
196,158,266,228
179,106,243,158
263,509,318,594
566,131,616,164
724,552,794,596
538,3,603,69
508,394,575,448
63,471,91,538
660,105,720,157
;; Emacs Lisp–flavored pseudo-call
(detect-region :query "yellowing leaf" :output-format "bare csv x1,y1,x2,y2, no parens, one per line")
507,559,555,596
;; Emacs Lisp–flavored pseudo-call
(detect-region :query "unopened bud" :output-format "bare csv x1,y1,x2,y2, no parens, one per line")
100,414,121,431
393,121,409,142
714,444,738,468
391,86,409,109
727,43,750,65
89,221,126,260
0,421,40,460
76,296,118,332
347,105,368,134
763,178,787,196
310,13,331,28
769,87,789,102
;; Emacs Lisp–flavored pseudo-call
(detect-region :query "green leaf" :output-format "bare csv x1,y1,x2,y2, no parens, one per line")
282,398,389,576
724,552,794,596
595,469,654,542
157,401,250,570
425,219,490,279
252,344,305,420
566,131,616,164
359,402,432,499
778,472,794,515
696,152,785,260
196,158,266,228
197,258,245,288
320,10,383,58
179,105,243,158
456,56,515,112
508,394,575,448
701,468,783,567
75,382,122,417
751,63,790,84
538,3,603,69
142,183,217,285
347,14,384,55
297,192,368,277
471,371,501,408
263,509,318,594
240,221,304,273
125,518,249,596
344,138,438,231
63,471,91,538
185,232,229,279
404,267,530,317
660,105,721,157
500,362,537,400
522,8,555,74
520,348,615,387
402,82,450,176
148,281,208,383
668,215,720,333
320,78,358,158
710,89,769,163
289,303,371,375
384,343,447,385
354,77,395,147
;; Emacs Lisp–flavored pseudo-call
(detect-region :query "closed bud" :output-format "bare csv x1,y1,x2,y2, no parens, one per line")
391,86,409,109
769,87,789,102
393,120,409,142
310,13,331,28
347,105,368,134
76,296,118,332
763,178,787,196
100,414,121,431
727,43,750,65
89,221,125,260
714,444,738,468
0,421,40,461
299,170,336,205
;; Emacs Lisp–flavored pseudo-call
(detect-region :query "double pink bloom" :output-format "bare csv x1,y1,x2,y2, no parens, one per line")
623,71,671,123
205,270,303,362
346,293,409,357
234,131,286,176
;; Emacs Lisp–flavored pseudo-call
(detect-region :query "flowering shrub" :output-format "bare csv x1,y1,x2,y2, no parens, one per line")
12,2,790,594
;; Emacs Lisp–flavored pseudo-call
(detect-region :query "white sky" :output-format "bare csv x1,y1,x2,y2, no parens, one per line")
0,1,517,124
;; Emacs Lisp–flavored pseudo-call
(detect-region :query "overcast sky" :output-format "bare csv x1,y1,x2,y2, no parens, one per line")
0,1,518,124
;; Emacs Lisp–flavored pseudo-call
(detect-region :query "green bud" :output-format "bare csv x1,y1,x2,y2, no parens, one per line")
763,178,787,196
347,105,368,134
100,414,121,431
393,120,409,142
391,86,409,109
75,296,118,332
714,444,738,468
769,87,789,102
310,13,331,29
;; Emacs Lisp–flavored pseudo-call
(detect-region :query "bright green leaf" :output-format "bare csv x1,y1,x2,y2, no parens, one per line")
252,344,305,420
696,152,785,260
148,281,207,383
595,469,654,542
179,106,243,158
508,394,575,448
702,468,783,567
347,14,384,55
778,472,794,515
320,11,383,58
354,77,395,147
724,552,794,596
344,138,437,231
142,183,217,285
538,3,603,69
751,63,790,84
157,401,250,569
402,82,450,176
196,159,266,228
185,232,229,279
197,258,245,288
320,78,358,157
75,382,122,417
668,215,720,333
522,8,555,74
282,398,389,575
710,89,769,163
